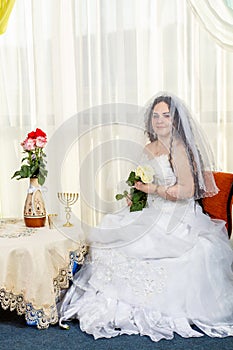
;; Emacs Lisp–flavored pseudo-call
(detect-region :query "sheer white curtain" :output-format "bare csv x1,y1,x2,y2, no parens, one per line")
0,0,232,228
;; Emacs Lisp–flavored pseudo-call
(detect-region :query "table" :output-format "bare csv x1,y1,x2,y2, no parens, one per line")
0,218,87,329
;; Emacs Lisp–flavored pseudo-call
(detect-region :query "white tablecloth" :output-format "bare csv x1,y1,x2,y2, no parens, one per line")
0,219,87,329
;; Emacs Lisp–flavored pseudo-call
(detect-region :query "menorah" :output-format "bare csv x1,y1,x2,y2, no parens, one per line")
57,193,79,227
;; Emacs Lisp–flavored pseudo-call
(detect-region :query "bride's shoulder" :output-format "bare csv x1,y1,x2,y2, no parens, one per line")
144,142,156,158
145,142,155,151
172,139,187,155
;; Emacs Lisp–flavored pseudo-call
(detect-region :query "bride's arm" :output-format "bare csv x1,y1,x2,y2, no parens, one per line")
134,182,178,201
162,144,194,200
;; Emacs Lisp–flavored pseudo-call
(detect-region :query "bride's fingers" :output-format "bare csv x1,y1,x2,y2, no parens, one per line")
126,197,132,206
135,181,142,189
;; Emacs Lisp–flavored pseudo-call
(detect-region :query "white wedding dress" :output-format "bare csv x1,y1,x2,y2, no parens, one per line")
58,155,233,342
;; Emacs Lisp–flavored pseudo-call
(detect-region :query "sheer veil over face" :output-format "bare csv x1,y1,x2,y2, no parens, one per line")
144,92,219,199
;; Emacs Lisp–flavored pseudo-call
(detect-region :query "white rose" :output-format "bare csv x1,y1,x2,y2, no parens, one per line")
135,165,155,183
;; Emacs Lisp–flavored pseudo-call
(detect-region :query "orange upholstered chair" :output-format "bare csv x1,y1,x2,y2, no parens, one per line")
200,172,233,239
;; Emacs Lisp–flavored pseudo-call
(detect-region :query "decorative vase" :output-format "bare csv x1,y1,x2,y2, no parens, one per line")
24,177,46,227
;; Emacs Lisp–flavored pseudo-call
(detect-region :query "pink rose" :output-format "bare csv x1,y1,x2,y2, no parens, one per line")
21,138,36,151
35,136,47,148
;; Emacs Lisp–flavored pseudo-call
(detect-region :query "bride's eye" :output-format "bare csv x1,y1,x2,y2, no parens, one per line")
152,112,171,119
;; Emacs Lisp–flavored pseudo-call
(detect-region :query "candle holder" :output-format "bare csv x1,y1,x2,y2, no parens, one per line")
47,214,58,229
57,193,78,227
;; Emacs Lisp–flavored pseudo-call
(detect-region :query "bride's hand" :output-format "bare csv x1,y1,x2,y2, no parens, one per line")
126,194,132,206
134,181,156,194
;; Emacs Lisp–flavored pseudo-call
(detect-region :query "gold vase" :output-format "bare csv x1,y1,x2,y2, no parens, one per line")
24,178,46,227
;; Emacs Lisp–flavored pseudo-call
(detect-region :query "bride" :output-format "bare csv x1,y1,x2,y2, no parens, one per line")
58,93,233,342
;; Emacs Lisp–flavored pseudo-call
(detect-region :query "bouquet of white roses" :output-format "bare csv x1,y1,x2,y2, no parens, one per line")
116,164,155,212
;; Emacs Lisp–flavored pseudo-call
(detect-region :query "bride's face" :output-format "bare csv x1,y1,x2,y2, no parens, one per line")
151,102,172,139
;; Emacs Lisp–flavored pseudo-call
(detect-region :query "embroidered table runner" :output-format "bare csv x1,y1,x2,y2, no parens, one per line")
0,219,87,329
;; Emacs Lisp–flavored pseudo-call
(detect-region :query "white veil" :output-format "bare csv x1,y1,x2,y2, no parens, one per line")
144,92,219,200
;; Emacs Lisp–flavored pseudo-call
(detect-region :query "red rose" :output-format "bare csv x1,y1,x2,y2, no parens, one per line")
35,128,47,138
27,131,36,139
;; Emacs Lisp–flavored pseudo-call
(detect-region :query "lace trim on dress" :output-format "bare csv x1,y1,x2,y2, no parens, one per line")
89,250,168,298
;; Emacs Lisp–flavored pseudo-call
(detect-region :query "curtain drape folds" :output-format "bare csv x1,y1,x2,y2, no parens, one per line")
187,0,233,50
0,0,232,227
0,0,16,34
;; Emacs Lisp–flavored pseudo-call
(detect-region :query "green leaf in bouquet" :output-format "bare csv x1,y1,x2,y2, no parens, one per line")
130,201,145,212
39,167,48,177
115,194,125,200
131,191,141,202
38,174,46,186
11,170,21,180
132,190,147,202
20,165,31,178
30,164,39,176
126,171,136,186
134,176,141,181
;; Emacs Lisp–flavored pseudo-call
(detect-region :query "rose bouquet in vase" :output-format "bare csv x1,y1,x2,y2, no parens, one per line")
116,165,155,212
12,128,48,227
12,128,48,185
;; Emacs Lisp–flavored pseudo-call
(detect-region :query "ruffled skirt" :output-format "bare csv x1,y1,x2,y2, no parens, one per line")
58,198,233,341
